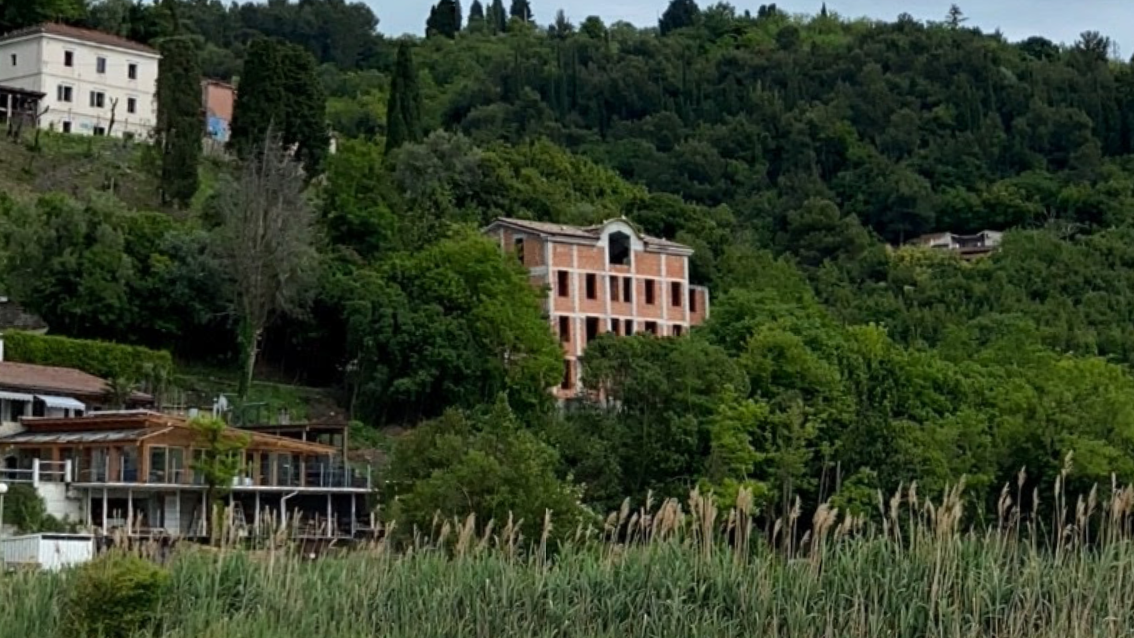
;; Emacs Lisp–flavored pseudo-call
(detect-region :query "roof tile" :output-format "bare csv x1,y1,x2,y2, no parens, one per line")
0,23,158,55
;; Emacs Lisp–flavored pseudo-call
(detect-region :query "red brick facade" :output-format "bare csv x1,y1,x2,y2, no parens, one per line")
485,218,710,399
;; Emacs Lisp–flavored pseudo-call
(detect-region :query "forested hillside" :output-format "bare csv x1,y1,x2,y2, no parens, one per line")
5,0,1134,527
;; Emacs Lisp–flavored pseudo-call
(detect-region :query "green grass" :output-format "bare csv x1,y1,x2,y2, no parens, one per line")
5,483,1134,637
172,363,343,425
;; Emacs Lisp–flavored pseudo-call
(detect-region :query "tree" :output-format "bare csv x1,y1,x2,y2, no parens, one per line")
385,398,587,541
426,0,461,38
229,38,328,176
385,41,424,155
945,4,966,29
156,36,202,207
488,0,507,33
509,0,532,22
339,229,562,424
213,131,318,399
189,416,249,543
468,0,485,27
659,0,700,35
0,0,85,33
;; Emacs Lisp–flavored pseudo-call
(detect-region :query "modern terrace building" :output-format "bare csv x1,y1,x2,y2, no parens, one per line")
0,23,159,138
0,411,371,540
483,217,709,398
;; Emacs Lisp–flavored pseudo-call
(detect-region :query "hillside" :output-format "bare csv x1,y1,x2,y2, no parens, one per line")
4,0,1134,523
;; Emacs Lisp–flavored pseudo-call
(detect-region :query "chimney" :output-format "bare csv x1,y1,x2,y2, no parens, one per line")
0,333,6,362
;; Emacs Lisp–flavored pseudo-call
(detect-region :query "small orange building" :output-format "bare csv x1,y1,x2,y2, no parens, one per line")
483,218,709,398
201,78,234,142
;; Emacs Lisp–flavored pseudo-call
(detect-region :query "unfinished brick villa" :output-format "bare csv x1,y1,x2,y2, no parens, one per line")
484,217,709,398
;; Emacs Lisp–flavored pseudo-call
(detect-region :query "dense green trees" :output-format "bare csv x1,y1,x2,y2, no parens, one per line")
228,38,328,176
10,1,1134,526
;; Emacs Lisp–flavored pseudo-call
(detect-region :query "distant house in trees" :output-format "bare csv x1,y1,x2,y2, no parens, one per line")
0,297,47,334
483,218,710,399
201,78,234,143
910,230,1003,259
0,23,160,138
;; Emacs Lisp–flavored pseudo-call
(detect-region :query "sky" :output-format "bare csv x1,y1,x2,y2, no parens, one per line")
373,1,1134,58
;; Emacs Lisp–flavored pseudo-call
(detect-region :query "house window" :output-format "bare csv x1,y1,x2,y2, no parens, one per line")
586,317,599,343
149,446,168,482
671,282,683,307
609,276,620,302
609,231,631,266
610,318,621,335
558,316,570,343
96,56,107,74
93,126,106,136
645,280,656,305
127,97,136,114
56,85,72,102
557,270,569,297
9,54,15,66
689,289,698,313
123,131,135,142
90,91,105,108
585,274,597,300
561,359,574,390
674,325,684,337
514,237,525,264
646,321,658,336
625,322,634,336
62,121,72,133
64,50,74,67
623,278,632,303
128,63,137,79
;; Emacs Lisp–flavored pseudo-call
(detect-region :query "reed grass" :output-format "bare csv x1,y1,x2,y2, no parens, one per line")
6,472,1134,638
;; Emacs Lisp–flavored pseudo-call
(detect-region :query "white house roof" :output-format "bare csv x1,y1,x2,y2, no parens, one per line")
0,23,158,56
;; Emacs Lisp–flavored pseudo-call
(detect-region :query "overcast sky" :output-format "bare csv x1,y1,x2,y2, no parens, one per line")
374,1,1133,57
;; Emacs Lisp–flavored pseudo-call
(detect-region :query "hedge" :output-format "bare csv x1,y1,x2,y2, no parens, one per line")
4,331,174,386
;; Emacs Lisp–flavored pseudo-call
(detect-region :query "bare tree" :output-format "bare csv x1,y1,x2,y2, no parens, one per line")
214,130,317,399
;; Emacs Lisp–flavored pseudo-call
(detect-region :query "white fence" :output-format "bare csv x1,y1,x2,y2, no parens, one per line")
1,533,93,571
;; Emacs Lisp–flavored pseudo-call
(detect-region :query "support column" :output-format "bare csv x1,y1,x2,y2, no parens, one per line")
350,494,357,538
85,489,92,528
175,489,181,536
201,492,208,537
326,493,333,539
126,489,133,535
254,491,261,538
101,488,108,531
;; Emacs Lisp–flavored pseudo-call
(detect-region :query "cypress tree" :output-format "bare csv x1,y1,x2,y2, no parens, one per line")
468,0,485,27
509,0,532,22
385,41,423,155
156,36,202,206
426,0,460,38
488,0,507,33
230,38,328,176
659,0,700,35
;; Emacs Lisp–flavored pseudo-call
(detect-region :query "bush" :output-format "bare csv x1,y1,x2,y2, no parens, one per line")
64,553,169,638
4,331,173,390
4,483,67,533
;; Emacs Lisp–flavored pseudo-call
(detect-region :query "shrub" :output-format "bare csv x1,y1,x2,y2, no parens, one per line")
4,483,66,533
4,331,173,392
64,553,170,638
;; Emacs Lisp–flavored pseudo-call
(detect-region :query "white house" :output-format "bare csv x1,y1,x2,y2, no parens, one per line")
0,23,160,139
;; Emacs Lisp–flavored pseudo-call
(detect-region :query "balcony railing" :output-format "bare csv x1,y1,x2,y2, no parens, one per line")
6,459,371,490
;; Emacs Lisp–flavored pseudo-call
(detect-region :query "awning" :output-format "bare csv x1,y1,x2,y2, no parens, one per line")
36,395,87,411
0,390,34,402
